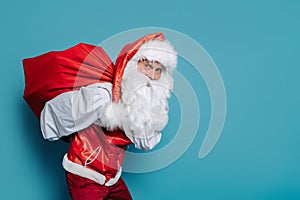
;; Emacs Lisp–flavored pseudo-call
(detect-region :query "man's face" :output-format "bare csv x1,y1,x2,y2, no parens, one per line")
137,58,164,80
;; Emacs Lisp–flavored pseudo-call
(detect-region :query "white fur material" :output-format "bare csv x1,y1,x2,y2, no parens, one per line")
131,40,177,73
97,39,177,151
62,154,122,186
120,63,172,150
96,102,126,130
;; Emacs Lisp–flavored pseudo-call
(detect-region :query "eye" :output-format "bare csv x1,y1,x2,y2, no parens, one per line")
144,63,153,71
155,68,162,73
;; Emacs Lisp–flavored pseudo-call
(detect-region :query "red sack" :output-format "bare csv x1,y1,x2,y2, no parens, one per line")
23,43,114,118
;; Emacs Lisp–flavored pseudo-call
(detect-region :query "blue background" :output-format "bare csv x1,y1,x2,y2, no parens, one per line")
1,0,299,199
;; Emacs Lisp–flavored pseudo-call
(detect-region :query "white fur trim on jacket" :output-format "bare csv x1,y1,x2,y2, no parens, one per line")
62,154,122,186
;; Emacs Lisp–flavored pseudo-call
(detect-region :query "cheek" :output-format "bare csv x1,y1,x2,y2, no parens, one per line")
137,63,146,74
154,73,161,80
137,64,142,71
137,66,149,77
138,68,147,77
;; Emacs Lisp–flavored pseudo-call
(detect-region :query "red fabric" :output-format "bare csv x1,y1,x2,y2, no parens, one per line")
68,124,131,180
22,33,165,191
22,42,132,179
66,172,132,200
65,33,166,182
23,43,114,118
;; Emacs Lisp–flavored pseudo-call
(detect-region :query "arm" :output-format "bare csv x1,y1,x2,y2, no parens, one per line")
40,83,112,141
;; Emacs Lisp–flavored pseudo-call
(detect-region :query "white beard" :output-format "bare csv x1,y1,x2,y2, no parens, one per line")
98,60,174,150
121,60,173,139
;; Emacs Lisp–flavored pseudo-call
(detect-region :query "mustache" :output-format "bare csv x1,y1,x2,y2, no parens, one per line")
122,68,171,102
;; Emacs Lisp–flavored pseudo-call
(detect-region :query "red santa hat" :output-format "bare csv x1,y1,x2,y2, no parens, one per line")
112,32,177,102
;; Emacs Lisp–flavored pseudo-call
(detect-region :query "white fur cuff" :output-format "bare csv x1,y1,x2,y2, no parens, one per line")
97,102,126,130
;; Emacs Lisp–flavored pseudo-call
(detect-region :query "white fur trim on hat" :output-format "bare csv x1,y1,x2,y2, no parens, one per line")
131,40,177,72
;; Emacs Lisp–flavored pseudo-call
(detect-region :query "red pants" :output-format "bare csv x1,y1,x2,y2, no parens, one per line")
65,172,133,200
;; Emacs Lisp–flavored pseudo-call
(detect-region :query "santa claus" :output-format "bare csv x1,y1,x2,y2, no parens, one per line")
24,33,177,199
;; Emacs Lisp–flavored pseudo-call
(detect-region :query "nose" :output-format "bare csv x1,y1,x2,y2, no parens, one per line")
146,69,156,80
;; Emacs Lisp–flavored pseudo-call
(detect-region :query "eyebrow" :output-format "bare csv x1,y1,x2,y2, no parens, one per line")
141,58,165,71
